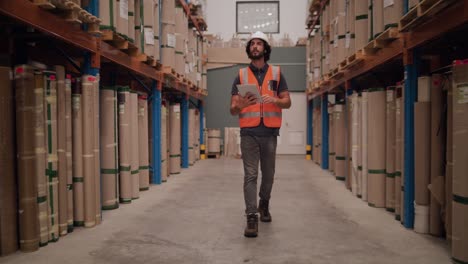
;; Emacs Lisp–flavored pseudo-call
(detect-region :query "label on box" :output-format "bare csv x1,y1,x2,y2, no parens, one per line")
384,0,394,8
120,0,129,20
386,90,394,102
314,68,320,79
144,28,155,45
72,96,80,110
173,105,180,113
345,33,351,49
456,83,468,104
167,34,176,48
119,104,125,114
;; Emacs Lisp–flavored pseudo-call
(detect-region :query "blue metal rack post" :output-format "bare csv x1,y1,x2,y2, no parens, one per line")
403,48,419,229
321,93,329,170
307,98,313,160
151,81,162,184
198,100,205,159
181,96,189,168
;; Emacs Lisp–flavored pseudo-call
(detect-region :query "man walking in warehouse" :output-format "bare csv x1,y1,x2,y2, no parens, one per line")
230,31,291,237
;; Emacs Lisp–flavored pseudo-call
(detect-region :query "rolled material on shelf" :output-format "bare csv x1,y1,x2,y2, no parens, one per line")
383,0,403,30
161,0,175,24
414,102,431,206
347,99,352,190
372,0,384,38
44,70,59,241
395,88,403,219
418,76,431,102
99,0,116,31
446,79,453,243
414,202,430,234
31,70,49,247
361,91,369,201
65,75,73,232
355,0,368,56
351,94,359,196
429,74,444,236
135,0,143,53
82,75,96,228
118,86,132,203
367,89,386,208
329,109,335,172
207,129,221,153
93,76,101,225
130,92,140,199
335,104,346,181
116,0,129,39
14,65,40,252
357,95,363,197
152,0,160,61
346,0,356,58
169,104,181,174
161,105,168,182
100,87,119,210
452,62,468,263
55,65,68,236
385,87,396,212
72,78,84,227
128,0,135,42
189,109,196,165
161,22,176,68
175,33,186,75
0,66,17,256
138,95,150,191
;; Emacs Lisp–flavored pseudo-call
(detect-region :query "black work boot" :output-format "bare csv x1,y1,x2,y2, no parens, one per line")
258,200,272,222
244,213,258,238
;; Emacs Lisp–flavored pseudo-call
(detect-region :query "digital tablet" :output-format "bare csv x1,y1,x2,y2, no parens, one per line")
236,84,262,102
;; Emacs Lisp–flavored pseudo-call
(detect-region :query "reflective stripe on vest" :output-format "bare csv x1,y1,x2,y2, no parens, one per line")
238,65,282,128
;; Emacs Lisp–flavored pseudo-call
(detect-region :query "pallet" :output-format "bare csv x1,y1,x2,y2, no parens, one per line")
399,0,458,32
207,152,221,159
346,50,365,69
32,0,101,27
101,30,145,59
363,27,400,55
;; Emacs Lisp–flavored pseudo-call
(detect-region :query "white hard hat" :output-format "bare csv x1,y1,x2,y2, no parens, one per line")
247,31,269,45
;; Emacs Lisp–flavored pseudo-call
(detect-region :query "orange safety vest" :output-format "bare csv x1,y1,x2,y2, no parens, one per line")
238,65,282,128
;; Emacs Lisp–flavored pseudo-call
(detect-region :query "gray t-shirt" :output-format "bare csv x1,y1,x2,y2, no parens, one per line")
231,63,289,137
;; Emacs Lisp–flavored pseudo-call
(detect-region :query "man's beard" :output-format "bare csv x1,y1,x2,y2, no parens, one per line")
248,50,264,60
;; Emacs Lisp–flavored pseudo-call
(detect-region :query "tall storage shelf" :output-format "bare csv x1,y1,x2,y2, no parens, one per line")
305,1,468,263
0,0,208,257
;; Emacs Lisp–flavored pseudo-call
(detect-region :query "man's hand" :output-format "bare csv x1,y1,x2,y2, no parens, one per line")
230,92,258,115
261,95,277,105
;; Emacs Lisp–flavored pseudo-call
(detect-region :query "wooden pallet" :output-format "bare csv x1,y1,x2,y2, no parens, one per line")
32,0,101,26
346,50,365,69
399,0,458,32
207,152,221,159
101,29,143,60
363,27,400,55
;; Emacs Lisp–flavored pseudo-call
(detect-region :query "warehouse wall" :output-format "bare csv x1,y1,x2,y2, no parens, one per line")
205,46,306,130
205,0,308,43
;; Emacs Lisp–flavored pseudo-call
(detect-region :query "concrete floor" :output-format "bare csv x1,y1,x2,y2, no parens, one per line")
2,155,450,264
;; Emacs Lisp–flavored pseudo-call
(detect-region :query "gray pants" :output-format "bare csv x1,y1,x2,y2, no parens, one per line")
241,135,277,215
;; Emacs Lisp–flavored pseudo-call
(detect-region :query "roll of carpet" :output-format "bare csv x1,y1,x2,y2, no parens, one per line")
118,86,132,203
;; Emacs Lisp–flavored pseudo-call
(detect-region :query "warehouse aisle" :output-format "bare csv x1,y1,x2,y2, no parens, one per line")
2,156,449,264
